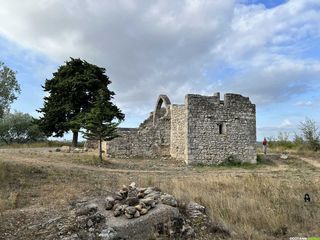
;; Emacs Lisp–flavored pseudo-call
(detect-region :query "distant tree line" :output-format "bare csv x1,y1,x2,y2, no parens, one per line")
267,118,320,151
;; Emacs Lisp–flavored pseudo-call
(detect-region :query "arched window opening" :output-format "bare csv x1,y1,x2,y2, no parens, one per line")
153,95,171,126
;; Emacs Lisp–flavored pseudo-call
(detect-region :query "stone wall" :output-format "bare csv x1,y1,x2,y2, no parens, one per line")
104,128,138,157
102,92,256,165
105,108,171,158
185,93,256,164
170,104,187,161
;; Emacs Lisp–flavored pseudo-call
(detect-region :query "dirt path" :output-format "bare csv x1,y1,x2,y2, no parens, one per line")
1,148,318,179
300,157,320,169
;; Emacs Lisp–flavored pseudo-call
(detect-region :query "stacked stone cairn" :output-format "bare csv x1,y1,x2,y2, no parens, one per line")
38,183,235,239
105,182,177,219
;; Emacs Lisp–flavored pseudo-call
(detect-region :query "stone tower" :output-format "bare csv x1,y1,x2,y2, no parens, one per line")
104,92,256,165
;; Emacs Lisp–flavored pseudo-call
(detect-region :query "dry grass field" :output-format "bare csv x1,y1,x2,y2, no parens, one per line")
0,148,319,239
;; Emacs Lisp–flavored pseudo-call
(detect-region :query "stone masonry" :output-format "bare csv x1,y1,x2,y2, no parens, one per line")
104,92,256,165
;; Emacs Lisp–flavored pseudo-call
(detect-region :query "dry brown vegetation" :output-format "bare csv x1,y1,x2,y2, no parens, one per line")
0,148,319,239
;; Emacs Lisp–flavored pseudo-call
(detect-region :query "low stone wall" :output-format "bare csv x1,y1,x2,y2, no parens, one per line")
105,109,171,158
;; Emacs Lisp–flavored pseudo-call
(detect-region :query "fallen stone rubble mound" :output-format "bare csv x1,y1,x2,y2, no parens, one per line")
37,182,233,240
54,145,88,153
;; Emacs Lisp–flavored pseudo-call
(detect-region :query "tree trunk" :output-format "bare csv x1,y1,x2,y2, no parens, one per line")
72,131,78,147
98,138,102,162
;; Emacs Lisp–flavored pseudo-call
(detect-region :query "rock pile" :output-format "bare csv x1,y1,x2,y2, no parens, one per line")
104,182,178,219
32,183,233,240
54,146,88,153
186,201,206,219
280,153,289,159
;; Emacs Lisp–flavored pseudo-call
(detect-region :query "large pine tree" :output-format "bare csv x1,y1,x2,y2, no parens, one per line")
37,58,123,146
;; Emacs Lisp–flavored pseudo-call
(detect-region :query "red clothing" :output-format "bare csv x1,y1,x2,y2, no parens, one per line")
262,139,267,146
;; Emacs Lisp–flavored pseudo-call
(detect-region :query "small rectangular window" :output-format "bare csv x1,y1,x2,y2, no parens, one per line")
218,123,226,135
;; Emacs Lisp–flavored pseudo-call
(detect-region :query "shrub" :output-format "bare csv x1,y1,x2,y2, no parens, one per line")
299,118,320,151
267,132,295,150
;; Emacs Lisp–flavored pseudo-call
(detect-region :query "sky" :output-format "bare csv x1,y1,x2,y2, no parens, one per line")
0,0,319,141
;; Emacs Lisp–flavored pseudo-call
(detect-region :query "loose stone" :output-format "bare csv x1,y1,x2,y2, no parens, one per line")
75,203,98,216
105,196,115,210
140,197,155,206
129,182,136,189
87,219,93,228
140,208,148,215
125,213,134,219
161,194,177,207
113,205,123,217
134,211,140,218
125,206,137,215
125,196,139,206
137,192,145,198
135,205,142,211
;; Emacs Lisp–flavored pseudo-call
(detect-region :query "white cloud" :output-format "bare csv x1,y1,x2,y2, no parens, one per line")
211,0,320,104
280,119,292,128
0,0,235,111
219,58,320,104
295,100,313,106
0,0,320,122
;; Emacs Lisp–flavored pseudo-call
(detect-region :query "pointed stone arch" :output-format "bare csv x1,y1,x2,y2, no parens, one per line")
153,94,171,126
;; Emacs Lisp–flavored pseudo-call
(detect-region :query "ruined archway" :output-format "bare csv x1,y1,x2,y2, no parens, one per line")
153,95,171,126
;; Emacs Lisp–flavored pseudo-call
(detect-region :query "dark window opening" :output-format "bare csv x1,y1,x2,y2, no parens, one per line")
218,123,226,135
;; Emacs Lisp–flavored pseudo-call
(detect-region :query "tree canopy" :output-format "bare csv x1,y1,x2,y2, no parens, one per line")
0,111,46,144
37,58,123,146
0,61,21,117
299,118,320,151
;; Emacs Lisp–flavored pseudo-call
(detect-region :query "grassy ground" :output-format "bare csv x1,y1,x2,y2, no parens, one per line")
0,148,319,239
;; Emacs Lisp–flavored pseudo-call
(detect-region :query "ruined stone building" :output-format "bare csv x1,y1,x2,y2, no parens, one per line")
104,93,257,165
